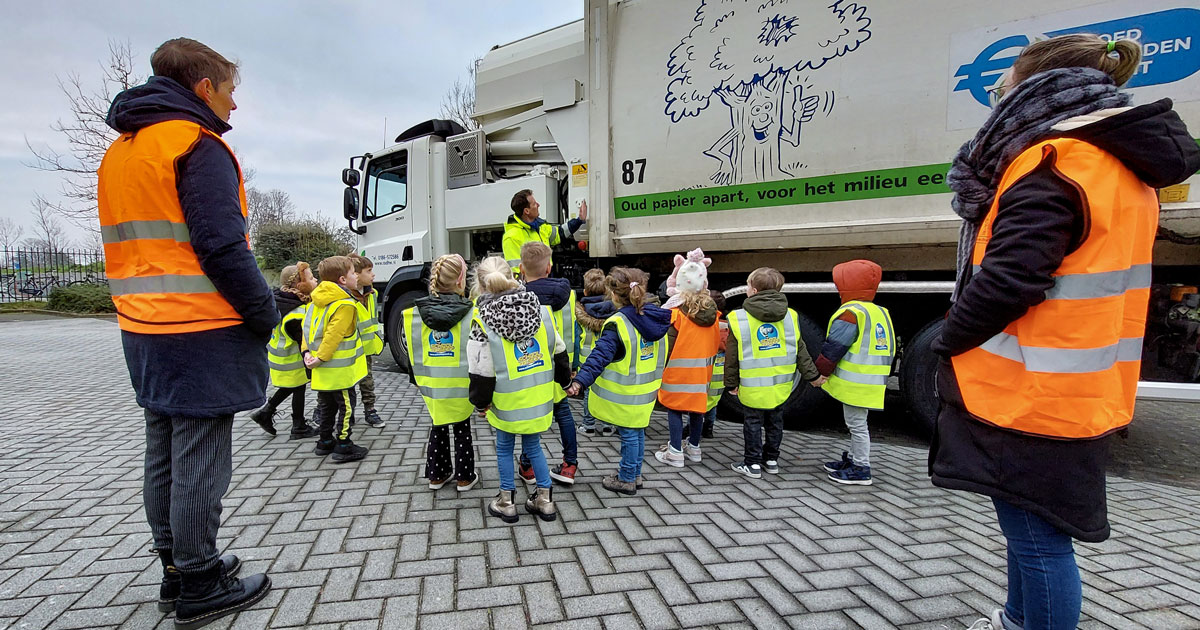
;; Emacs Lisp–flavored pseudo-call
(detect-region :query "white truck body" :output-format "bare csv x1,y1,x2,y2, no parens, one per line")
344,0,1200,413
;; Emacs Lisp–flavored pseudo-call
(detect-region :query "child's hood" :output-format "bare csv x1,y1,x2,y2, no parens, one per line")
677,301,718,328
576,296,615,332
524,277,573,311
476,288,543,343
833,260,882,303
415,293,473,332
273,288,306,316
618,304,673,342
311,281,356,308
743,290,789,323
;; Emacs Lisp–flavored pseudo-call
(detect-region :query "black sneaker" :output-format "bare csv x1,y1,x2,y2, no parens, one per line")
331,442,369,463
364,408,386,429
582,426,596,436
702,425,714,439
289,424,318,440
313,439,335,456
823,451,854,474
174,565,270,630
828,464,873,486
248,407,276,436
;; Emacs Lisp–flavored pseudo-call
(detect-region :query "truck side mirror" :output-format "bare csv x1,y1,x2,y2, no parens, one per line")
344,187,366,234
342,168,360,187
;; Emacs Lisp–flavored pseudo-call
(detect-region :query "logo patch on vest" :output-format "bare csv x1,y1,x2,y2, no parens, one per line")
514,338,545,372
639,338,654,361
756,324,781,351
873,323,889,351
428,330,455,358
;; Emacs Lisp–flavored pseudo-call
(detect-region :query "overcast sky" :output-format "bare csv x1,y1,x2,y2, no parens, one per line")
2,1,583,242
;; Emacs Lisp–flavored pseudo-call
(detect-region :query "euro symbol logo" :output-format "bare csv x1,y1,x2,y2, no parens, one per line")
954,35,1029,107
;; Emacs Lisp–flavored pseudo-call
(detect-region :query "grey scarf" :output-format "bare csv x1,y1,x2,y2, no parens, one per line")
947,67,1131,300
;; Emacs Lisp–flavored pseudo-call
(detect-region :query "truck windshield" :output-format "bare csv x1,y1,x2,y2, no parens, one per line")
363,150,408,222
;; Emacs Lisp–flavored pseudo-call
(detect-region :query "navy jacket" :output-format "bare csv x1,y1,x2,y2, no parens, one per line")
524,277,573,311
108,76,278,418
573,304,672,389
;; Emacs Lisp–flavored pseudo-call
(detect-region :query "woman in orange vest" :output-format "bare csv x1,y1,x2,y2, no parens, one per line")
655,249,721,468
932,35,1200,630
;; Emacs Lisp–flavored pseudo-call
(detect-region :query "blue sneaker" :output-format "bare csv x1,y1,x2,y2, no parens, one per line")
823,451,853,474
828,464,872,486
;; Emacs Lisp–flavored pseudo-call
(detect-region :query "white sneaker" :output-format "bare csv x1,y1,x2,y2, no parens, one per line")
965,609,1005,630
683,443,702,462
764,460,779,474
654,444,685,468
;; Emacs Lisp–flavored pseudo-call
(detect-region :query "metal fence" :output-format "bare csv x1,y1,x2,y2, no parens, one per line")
0,249,106,303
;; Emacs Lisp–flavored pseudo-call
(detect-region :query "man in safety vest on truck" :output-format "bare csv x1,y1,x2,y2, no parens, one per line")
98,38,276,628
501,190,587,276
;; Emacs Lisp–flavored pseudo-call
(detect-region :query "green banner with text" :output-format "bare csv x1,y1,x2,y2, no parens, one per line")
614,163,953,219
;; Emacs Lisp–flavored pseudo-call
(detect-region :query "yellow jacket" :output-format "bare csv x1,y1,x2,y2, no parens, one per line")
303,281,359,362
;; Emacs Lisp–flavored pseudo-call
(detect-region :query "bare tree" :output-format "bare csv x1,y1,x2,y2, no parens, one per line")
246,188,297,238
29,196,68,254
0,217,24,254
439,58,480,130
26,40,143,231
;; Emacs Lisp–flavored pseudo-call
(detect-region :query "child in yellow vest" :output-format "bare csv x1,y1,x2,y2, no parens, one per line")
575,268,616,436
399,254,479,491
303,256,370,463
250,262,318,440
567,267,672,495
815,260,895,486
349,255,386,429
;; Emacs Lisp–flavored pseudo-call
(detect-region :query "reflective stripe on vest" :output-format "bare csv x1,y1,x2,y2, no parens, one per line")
822,301,895,410
578,325,597,367
303,297,368,391
478,309,558,434
728,309,800,409
544,292,577,403
658,308,721,413
357,291,384,356
951,139,1158,439
269,307,310,388
98,119,248,334
404,306,474,425
588,313,669,429
706,320,729,411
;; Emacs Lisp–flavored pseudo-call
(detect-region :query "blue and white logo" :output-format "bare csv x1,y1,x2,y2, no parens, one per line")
514,338,545,372
428,330,455,358
874,323,889,352
954,8,1200,108
756,324,781,352
639,338,655,361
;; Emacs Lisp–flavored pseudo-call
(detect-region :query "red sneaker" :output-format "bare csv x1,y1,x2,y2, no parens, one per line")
549,462,577,485
518,463,536,485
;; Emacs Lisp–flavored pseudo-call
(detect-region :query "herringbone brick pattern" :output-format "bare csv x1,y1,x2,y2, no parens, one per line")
2,318,1200,629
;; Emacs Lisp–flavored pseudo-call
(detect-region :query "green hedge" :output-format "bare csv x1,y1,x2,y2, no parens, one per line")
255,221,354,271
47,283,117,313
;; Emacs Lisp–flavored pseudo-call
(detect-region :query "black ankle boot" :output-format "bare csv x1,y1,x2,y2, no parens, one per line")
174,564,270,629
248,406,277,436
157,550,243,612
289,418,318,440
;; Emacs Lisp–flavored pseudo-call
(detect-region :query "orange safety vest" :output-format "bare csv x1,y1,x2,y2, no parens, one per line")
951,138,1158,439
98,119,250,334
658,308,721,413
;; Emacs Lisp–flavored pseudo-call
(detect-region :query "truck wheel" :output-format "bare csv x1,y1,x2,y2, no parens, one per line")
899,318,943,438
717,311,835,427
386,290,424,373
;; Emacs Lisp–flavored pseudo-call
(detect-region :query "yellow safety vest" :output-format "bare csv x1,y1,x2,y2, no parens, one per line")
404,307,474,425
477,309,558,434
822,301,895,410
543,296,576,404
356,291,384,356
728,309,800,409
587,313,669,429
268,307,309,388
303,297,368,391
707,321,729,411
577,324,598,370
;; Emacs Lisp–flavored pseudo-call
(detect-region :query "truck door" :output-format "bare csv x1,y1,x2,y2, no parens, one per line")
362,149,415,262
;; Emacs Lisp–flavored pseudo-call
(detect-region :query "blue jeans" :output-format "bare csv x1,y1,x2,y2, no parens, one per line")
703,407,716,432
579,390,609,431
616,427,645,483
496,430,551,491
520,400,577,466
667,409,704,450
993,498,1081,630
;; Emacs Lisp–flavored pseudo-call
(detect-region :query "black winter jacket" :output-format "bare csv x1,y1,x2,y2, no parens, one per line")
108,76,278,417
931,99,1200,541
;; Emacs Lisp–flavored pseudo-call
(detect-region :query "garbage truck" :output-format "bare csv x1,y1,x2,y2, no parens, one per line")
339,0,1200,431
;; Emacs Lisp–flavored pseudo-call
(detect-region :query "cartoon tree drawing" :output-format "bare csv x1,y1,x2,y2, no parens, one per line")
665,0,871,185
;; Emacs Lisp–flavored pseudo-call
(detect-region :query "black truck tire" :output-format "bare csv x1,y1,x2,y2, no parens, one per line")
899,318,943,438
386,290,424,374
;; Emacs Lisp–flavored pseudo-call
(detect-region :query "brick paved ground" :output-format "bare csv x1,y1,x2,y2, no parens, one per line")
3,318,1200,630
